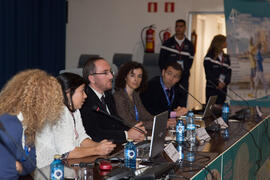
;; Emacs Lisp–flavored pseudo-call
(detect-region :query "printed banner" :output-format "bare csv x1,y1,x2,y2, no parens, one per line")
224,0,270,98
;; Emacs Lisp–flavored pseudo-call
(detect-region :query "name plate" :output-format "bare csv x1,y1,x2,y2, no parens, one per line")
164,143,179,162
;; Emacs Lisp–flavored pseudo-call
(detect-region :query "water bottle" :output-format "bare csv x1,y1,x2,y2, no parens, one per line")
186,111,196,146
124,139,137,169
186,111,196,163
177,144,184,162
50,154,64,180
176,118,185,144
186,145,195,163
221,103,230,140
222,103,229,125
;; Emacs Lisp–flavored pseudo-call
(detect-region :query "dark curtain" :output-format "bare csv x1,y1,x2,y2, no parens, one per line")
0,0,66,89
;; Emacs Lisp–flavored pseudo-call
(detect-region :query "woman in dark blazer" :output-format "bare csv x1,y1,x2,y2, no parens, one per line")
204,34,231,105
114,62,153,130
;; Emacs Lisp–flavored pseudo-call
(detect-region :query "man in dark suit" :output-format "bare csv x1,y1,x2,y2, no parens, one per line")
159,19,194,107
141,62,187,118
80,57,146,144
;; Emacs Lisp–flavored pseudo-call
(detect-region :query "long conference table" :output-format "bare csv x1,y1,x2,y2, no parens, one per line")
22,107,270,180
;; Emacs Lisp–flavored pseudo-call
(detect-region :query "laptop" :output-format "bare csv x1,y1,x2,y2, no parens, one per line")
110,111,168,161
148,111,168,158
202,95,217,119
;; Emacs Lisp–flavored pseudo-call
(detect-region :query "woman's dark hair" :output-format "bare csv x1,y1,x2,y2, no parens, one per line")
207,34,226,59
115,61,148,93
57,72,87,112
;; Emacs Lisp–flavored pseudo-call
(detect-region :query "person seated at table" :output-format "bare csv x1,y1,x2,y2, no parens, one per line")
0,69,64,179
80,57,146,144
113,61,154,130
35,73,116,168
140,62,188,119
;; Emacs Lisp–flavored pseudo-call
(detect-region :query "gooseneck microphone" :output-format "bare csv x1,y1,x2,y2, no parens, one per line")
92,106,147,136
208,80,254,121
207,80,234,100
179,84,204,108
0,122,48,180
178,84,217,119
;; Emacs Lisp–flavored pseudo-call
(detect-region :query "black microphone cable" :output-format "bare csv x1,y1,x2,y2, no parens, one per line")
179,84,217,120
0,122,48,180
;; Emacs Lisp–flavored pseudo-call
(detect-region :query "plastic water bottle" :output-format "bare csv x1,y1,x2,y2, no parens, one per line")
177,144,184,162
222,103,229,125
176,118,185,144
186,111,196,163
124,139,137,169
222,103,230,140
186,111,196,146
50,154,64,180
186,146,195,163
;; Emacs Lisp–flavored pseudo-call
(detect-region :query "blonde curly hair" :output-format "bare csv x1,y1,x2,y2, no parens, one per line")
0,69,64,145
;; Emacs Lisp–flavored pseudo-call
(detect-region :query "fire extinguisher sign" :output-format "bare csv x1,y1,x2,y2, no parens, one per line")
148,2,157,13
165,2,175,13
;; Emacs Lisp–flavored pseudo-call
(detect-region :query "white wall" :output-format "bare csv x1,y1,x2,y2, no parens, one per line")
66,0,224,68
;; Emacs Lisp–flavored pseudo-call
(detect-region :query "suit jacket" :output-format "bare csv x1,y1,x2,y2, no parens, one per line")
80,86,129,144
113,89,153,130
140,76,183,116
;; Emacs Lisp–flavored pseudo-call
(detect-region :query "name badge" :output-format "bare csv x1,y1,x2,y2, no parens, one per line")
219,74,225,83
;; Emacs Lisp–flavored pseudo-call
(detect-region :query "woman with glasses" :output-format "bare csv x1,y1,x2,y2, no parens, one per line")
35,72,115,168
114,61,153,130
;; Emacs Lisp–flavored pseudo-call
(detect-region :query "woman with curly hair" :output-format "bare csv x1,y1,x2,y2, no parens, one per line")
0,69,63,179
114,61,153,130
35,72,116,168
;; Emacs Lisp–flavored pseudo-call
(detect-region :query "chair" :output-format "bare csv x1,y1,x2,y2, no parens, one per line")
59,68,83,77
143,53,160,80
78,54,100,68
112,53,132,69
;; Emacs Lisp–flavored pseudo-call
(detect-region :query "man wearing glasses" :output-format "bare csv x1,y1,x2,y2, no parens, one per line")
80,57,146,144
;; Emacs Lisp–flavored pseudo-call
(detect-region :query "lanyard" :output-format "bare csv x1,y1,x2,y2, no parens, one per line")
175,40,185,59
160,77,175,107
134,104,139,121
125,88,139,121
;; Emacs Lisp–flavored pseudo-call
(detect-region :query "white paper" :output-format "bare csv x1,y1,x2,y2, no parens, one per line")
164,143,179,162
195,127,211,142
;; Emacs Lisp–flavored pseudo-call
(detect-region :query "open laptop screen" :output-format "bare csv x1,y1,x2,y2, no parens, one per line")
202,95,217,119
149,111,168,158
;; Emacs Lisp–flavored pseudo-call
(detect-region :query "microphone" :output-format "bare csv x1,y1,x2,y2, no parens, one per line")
178,84,217,119
207,80,234,100
179,84,204,108
208,80,252,121
0,122,48,180
92,106,147,136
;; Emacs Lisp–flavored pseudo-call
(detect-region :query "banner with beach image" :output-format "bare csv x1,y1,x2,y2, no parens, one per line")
224,0,270,98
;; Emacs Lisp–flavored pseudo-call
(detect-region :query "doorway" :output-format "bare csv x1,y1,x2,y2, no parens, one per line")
187,12,226,109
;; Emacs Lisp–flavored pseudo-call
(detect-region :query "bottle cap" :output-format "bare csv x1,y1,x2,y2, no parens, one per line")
54,154,61,159
127,139,133,142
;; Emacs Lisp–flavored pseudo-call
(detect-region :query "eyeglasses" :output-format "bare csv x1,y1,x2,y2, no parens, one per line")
90,70,114,76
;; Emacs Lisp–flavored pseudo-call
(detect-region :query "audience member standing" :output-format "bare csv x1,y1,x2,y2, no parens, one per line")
159,19,194,107
204,35,231,106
